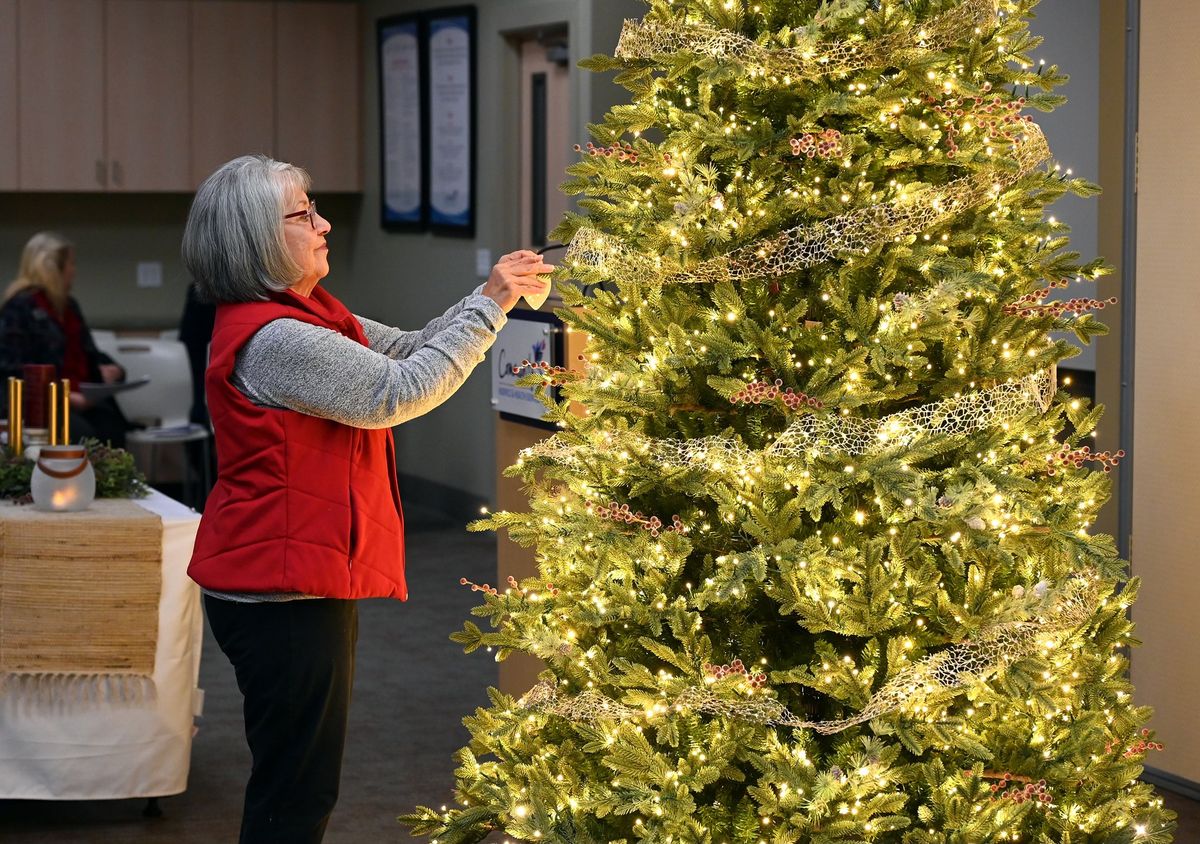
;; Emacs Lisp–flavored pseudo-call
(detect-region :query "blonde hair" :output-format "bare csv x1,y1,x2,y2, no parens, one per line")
6,231,74,313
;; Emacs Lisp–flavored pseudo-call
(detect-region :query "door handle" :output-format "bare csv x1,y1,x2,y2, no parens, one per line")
95,159,107,187
111,160,123,187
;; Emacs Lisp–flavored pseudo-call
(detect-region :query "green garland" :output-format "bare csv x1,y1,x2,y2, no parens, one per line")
0,438,149,501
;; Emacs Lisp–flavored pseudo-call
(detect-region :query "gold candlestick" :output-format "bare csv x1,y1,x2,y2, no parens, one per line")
49,382,59,446
61,378,70,444
12,377,22,456
6,378,14,456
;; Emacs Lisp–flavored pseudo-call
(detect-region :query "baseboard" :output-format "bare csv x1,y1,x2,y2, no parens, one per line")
1143,767,1200,801
397,472,486,525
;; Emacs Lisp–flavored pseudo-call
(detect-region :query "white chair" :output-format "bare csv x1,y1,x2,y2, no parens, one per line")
91,329,117,349
103,338,211,508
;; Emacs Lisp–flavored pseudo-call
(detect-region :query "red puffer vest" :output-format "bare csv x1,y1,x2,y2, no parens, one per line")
188,286,407,600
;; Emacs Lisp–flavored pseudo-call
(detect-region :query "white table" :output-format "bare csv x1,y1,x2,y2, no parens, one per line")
0,490,203,799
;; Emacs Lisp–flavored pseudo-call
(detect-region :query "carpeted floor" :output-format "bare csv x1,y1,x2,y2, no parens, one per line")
0,507,1197,843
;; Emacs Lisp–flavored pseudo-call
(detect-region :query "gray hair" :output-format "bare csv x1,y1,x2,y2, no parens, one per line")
182,155,311,303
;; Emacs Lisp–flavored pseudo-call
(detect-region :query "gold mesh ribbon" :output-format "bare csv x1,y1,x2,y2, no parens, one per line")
616,0,998,81
526,367,1056,471
0,499,162,680
520,575,1097,735
565,124,1050,287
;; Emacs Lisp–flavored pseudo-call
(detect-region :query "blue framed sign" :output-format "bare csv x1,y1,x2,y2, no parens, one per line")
378,14,425,229
426,7,476,236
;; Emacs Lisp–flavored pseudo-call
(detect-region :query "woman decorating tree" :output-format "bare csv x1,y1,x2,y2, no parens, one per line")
182,154,551,843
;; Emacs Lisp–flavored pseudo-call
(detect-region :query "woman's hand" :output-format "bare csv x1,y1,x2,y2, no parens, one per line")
98,363,124,384
69,390,89,410
481,250,554,313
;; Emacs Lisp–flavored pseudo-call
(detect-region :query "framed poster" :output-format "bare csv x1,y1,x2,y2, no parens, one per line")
426,7,476,236
378,13,425,230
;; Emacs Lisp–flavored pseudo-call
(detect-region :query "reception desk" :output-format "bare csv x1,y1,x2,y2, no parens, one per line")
0,490,202,799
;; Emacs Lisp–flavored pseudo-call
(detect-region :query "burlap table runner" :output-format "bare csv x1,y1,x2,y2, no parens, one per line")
0,499,162,683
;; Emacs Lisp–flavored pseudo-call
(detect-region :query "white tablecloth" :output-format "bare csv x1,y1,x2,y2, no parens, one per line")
0,490,203,799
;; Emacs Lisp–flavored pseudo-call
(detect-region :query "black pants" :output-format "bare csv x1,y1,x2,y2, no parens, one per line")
205,595,359,844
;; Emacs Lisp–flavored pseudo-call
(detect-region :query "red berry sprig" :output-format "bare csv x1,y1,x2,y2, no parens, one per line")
995,778,1051,805
574,141,639,163
1005,296,1118,319
790,128,843,159
1005,280,1118,318
926,83,1033,157
459,575,560,598
1108,729,1165,758
459,577,499,597
704,658,768,689
1045,445,1125,475
972,772,1051,805
510,359,578,387
593,501,684,538
731,379,824,411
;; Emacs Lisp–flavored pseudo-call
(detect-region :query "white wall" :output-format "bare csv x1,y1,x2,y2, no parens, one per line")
1130,0,1200,787
1028,1,1101,371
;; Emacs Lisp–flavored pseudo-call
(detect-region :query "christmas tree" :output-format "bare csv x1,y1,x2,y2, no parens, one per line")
403,0,1176,840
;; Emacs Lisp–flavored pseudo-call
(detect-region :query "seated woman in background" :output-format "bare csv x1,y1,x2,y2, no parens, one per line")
0,231,131,446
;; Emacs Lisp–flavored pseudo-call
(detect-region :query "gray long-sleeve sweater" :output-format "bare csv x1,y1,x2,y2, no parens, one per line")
205,286,506,603
232,286,506,426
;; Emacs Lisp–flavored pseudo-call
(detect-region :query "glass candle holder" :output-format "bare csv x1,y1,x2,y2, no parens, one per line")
31,445,96,512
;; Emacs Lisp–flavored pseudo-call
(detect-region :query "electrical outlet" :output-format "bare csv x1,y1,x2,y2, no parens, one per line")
136,261,163,288
475,248,492,279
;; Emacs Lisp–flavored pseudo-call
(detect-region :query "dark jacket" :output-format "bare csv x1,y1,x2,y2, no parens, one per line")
0,289,119,415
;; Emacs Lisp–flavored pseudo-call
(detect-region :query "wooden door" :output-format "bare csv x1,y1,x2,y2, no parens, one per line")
275,1,361,191
18,0,106,190
106,0,190,191
494,29,575,698
0,0,16,190
519,36,571,248
190,0,275,187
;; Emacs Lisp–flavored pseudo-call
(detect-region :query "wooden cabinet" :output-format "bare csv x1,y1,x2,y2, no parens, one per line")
18,0,188,191
190,1,276,186
0,0,16,190
7,0,362,193
275,2,362,192
106,0,190,191
18,0,106,190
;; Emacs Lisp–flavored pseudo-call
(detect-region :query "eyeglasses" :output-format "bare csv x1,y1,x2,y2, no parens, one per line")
283,201,319,229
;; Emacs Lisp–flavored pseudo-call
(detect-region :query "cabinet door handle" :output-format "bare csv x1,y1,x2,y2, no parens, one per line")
95,159,107,187
111,160,123,187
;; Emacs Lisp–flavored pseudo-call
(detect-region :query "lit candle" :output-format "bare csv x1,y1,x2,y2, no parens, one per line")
49,382,58,446
61,379,70,444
